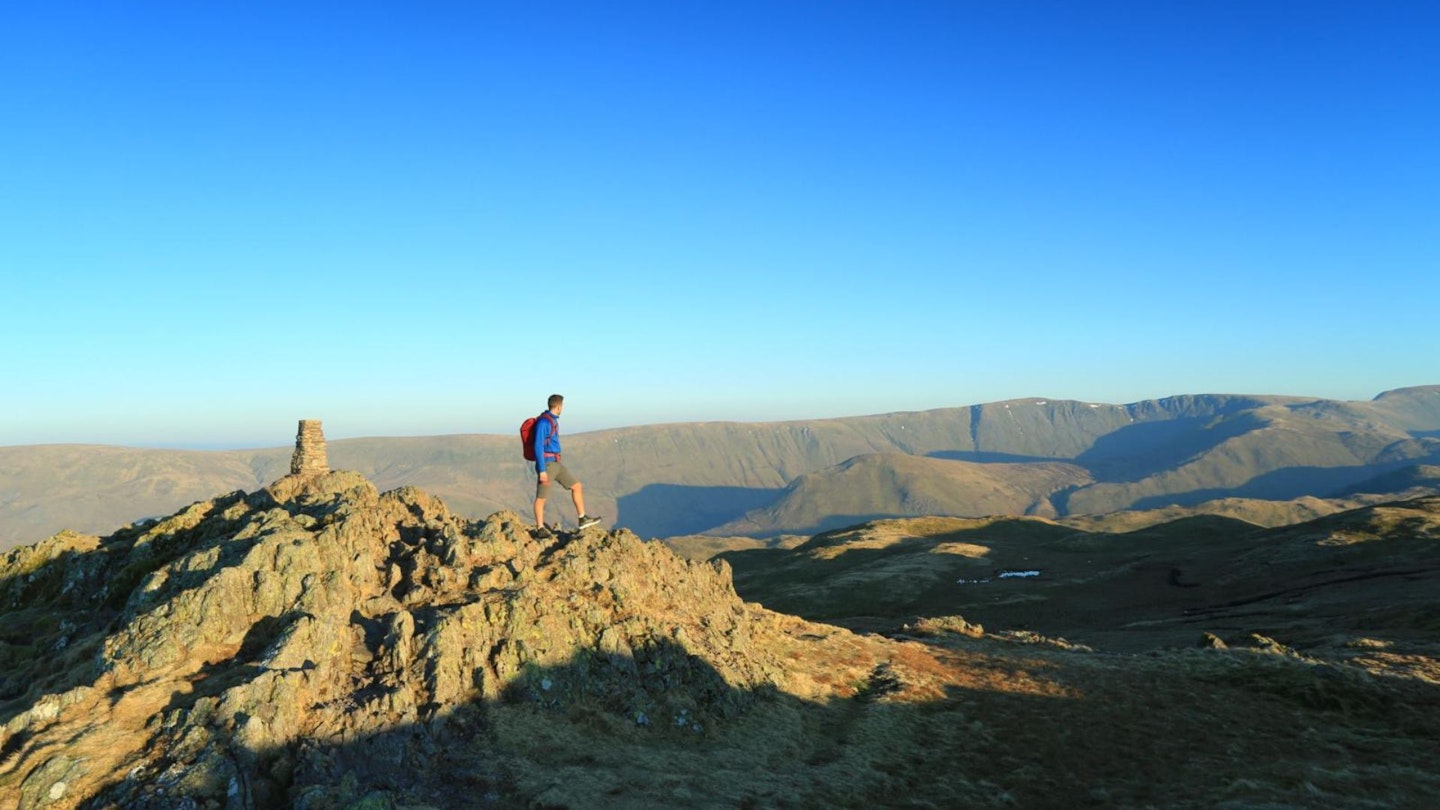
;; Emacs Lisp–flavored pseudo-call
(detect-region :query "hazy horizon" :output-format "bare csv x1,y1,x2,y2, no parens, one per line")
4,384,1434,451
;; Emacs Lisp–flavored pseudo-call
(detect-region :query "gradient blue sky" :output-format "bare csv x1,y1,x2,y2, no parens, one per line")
3,2,1436,448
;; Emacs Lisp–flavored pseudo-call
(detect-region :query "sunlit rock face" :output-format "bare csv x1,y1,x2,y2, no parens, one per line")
0,471,900,807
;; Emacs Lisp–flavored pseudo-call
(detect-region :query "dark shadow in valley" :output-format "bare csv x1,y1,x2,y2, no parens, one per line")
1128,461,1427,512
1048,484,1083,515
1077,413,1265,483
1335,458,1440,497
615,484,783,537
747,513,948,541
926,450,1070,464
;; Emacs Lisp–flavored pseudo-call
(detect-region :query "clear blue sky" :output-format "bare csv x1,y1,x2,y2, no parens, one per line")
3,2,1436,448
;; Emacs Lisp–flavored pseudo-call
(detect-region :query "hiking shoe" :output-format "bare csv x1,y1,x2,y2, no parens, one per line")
577,514,602,530
532,526,554,540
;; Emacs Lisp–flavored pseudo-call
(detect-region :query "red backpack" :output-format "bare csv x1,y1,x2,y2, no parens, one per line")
519,411,556,461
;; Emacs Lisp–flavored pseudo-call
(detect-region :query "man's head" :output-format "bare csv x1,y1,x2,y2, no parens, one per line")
548,394,564,414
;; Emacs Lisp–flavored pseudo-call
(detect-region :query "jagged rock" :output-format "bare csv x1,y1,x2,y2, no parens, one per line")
903,615,986,639
1201,632,1229,649
1248,633,1304,658
0,470,891,807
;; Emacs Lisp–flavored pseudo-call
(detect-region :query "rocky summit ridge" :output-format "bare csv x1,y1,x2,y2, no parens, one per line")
0,471,908,808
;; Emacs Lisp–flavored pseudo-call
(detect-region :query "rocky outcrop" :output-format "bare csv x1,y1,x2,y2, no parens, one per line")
0,471,889,808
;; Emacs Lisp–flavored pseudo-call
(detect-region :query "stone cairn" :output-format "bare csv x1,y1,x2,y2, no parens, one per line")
290,419,329,477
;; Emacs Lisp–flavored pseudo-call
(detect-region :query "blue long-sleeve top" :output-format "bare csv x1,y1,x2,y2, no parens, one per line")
534,411,560,473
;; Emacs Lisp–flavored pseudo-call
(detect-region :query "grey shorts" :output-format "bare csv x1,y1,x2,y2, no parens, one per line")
536,461,578,498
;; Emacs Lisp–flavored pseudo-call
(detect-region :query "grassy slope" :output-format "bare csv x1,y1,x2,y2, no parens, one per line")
482,631,1440,808
720,496,1440,653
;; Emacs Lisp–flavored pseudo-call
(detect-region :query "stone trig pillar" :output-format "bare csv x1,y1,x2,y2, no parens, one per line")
290,419,329,477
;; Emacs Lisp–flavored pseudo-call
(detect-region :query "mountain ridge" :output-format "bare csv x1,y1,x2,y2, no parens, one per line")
3,387,1438,549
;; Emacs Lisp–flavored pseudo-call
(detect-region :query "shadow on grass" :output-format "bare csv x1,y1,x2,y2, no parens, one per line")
717,518,1086,632
80,637,1052,809
722,501,1440,654
69,631,1440,809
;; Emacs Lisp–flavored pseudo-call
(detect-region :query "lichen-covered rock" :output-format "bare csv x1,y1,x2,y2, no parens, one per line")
0,470,885,808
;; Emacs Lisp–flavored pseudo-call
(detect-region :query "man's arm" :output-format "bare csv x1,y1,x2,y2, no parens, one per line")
534,416,551,475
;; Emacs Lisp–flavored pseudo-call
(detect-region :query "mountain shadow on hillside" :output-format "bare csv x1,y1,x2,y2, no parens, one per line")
926,450,1068,464
1338,464,1440,498
1075,413,1265,482
1127,459,1440,512
615,484,784,538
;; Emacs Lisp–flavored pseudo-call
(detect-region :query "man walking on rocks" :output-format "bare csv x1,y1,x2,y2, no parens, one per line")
532,394,602,538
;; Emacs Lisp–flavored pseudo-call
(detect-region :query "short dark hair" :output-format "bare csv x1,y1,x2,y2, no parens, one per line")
548,394,564,410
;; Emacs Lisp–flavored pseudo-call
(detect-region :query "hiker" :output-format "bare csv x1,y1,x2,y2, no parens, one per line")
529,394,601,537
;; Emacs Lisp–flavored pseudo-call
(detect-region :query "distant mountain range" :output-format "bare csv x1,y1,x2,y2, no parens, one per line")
3,386,1439,550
